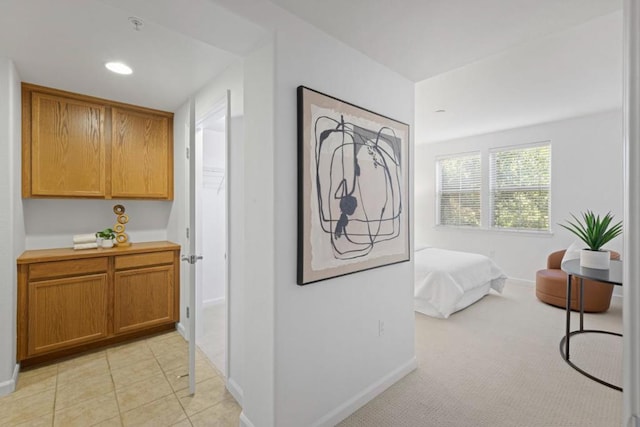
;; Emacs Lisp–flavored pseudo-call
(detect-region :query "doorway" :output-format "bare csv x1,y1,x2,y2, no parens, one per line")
194,96,229,378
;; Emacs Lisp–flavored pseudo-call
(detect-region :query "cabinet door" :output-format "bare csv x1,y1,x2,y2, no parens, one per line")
30,92,106,197
114,265,175,334
28,274,109,356
111,107,173,199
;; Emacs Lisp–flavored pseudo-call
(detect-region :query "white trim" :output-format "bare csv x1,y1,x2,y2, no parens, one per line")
239,412,256,427
311,357,418,427
624,0,640,423
0,364,19,397
227,376,244,406
203,297,225,308
176,322,188,341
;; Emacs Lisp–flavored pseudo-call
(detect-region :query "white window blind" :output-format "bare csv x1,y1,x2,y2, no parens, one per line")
436,153,481,227
490,143,551,231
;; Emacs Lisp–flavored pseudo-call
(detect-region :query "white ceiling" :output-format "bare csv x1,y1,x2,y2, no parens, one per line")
415,10,623,144
0,0,624,138
268,0,621,82
0,0,266,112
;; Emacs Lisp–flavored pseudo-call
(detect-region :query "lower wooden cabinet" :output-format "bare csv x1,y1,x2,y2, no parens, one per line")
17,241,180,365
28,273,109,356
114,265,175,334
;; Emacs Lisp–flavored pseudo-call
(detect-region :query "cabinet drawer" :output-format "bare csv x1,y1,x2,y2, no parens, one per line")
115,251,174,270
29,258,108,280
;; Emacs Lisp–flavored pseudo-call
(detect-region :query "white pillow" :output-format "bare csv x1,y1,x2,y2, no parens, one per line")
561,241,582,264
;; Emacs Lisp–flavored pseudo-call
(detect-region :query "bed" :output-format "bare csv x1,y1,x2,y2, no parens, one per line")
414,247,507,318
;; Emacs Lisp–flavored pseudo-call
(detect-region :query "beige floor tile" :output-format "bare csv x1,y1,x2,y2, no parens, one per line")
93,415,124,426
177,376,231,417
147,332,186,349
155,346,189,372
107,341,155,369
57,356,110,387
53,390,119,427
17,363,57,381
12,412,53,427
57,350,107,373
115,373,173,413
10,366,57,401
111,357,164,389
0,388,55,426
195,358,221,381
55,372,114,410
121,394,187,427
188,397,241,427
162,364,191,392
161,356,221,393
170,419,193,427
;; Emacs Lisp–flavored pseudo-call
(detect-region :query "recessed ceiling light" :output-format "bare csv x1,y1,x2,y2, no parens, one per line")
105,62,133,75
435,109,446,113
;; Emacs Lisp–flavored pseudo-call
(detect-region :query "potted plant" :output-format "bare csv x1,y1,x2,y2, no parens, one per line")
559,210,622,269
96,228,116,248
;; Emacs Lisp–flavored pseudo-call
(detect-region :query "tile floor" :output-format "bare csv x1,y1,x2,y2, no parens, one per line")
0,331,241,426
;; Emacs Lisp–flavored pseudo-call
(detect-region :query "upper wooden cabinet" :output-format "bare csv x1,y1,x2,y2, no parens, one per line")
111,107,172,199
22,83,174,200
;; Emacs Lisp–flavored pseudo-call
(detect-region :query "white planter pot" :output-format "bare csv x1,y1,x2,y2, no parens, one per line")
580,249,610,269
102,239,114,248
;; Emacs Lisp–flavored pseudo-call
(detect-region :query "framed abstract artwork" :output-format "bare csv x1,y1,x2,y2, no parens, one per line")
297,86,410,285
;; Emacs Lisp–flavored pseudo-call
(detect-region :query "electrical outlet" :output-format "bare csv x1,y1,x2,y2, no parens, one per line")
489,250,496,259
378,320,385,336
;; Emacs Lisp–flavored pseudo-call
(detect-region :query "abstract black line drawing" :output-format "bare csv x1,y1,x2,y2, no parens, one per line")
298,86,410,285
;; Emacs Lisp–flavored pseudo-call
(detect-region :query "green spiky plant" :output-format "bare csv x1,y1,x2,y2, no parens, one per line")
559,211,622,251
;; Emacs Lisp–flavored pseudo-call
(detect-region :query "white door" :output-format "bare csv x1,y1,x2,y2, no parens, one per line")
195,95,229,377
185,93,230,395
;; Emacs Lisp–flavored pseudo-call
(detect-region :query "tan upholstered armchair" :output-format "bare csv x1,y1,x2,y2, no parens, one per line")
535,249,619,313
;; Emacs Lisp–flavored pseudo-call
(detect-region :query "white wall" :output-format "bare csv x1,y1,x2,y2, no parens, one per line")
24,199,170,249
240,39,276,426
270,17,416,427
167,60,246,402
415,110,624,281
0,57,24,396
214,3,417,424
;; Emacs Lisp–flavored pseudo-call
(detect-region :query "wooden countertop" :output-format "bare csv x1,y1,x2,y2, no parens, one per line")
17,241,181,264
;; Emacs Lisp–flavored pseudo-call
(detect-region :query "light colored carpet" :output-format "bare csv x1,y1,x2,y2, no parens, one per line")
339,280,622,427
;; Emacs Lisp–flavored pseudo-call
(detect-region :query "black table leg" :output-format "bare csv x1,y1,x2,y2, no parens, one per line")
565,273,572,360
579,277,584,331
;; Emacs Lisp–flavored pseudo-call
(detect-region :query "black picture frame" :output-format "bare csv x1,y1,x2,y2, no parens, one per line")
297,86,410,285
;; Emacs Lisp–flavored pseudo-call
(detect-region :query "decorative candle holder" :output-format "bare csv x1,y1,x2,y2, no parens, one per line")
113,204,131,247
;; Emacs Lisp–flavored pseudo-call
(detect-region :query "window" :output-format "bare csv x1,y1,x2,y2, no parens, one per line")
436,153,481,227
490,143,551,231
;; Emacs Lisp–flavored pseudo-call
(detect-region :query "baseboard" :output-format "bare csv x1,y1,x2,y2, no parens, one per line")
239,411,255,427
312,356,418,427
203,297,225,308
227,376,243,406
0,363,19,397
176,322,188,340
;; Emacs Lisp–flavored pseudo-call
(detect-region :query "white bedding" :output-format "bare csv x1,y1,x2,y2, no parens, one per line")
414,247,507,318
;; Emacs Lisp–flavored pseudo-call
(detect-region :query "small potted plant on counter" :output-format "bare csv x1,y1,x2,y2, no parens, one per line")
96,228,116,248
559,210,622,269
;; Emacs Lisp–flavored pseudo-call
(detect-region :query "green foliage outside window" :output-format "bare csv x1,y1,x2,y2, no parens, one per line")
490,145,550,231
